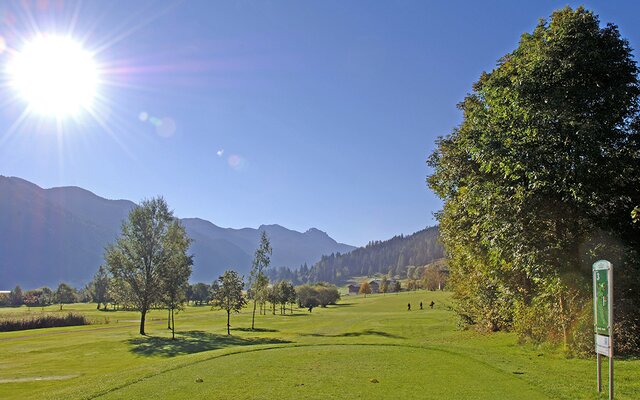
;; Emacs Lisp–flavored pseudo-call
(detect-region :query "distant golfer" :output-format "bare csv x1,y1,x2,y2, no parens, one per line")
420,301,423,310
429,301,435,309
407,303,411,311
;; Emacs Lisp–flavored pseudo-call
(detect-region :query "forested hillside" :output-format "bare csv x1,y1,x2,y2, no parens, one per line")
268,226,444,284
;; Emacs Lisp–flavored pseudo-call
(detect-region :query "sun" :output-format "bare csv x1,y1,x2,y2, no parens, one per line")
7,35,98,117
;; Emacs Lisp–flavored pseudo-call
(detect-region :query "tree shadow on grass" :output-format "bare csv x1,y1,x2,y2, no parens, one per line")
302,329,405,339
128,330,290,357
231,327,278,333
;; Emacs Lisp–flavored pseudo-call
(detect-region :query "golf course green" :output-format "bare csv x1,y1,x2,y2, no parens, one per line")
0,290,637,399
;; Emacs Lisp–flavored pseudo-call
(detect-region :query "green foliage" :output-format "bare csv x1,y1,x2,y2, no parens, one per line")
90,266,111,309
9,285,23,306
0,312,90,332
300,227,444,283
2,292,640,399
314,282,341,307
249,231,272,329
211,270,247,335
423,262,448,291
189,282,211,305
380,276,389,293
54,283,77,310
294,283,338,308
428,7,640,353
23,287,53,307
105,197,192,335
274,280,296,314
159,220,193,338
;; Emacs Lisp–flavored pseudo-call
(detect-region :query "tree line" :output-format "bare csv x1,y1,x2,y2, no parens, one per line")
99,198,344,337
2,198,342,338
428,7,640,354
1,283,93,310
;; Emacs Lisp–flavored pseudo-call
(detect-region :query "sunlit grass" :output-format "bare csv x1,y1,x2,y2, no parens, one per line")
0,291,637,399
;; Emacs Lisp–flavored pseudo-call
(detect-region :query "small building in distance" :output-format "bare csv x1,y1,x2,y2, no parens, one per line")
369,280,380,294
348,284,360,295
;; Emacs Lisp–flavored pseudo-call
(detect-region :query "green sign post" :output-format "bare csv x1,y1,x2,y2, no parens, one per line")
593,260,613,399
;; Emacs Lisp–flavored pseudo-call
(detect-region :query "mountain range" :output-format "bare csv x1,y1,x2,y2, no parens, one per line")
0,176,355,289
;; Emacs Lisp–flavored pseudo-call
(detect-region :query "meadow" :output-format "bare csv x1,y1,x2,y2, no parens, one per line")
0,291,637,399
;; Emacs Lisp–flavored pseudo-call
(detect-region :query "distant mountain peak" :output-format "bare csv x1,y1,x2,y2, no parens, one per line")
257,223,287,231
305,227,327,235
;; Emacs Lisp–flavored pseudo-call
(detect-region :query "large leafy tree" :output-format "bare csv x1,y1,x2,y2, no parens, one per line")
249,231,272,330
105,197,192,335
211,270,247,335
428,7,640,352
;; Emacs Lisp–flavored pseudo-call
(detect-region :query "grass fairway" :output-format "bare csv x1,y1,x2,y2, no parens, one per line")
0,291,638,399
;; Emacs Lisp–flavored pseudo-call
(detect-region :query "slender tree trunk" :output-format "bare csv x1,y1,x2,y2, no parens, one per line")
140,308,147,335
171,308,175,340
227,310,231,335
251,299,257,330
559,293,567,351
168,309,171,329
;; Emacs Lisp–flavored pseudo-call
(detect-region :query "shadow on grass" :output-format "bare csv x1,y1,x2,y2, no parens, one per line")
128,330,290,357
302,329,405,339
231,327,278,333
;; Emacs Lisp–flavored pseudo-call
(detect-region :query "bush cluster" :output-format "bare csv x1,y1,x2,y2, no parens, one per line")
0,312,91,332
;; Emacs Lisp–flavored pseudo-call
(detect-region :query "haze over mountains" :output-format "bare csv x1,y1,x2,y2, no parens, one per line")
0,176,355,289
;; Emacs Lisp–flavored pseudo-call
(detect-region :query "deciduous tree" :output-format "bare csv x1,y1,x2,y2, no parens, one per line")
159,221,193,339
105,197,191,335
428,7,640,352
211,270,247,335
90,265,111,309
54,283,76,310
358,281,371,297
249,231,272,330
9,285,23,306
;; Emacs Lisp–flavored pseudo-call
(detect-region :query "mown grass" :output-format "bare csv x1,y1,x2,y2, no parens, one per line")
0,291,637,399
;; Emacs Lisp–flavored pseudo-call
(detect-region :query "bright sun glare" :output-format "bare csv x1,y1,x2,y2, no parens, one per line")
7,35,98,117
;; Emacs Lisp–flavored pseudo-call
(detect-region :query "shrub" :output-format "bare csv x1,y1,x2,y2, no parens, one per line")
0,312,91,332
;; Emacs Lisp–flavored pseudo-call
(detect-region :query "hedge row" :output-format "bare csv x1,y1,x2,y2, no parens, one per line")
0,312,91,332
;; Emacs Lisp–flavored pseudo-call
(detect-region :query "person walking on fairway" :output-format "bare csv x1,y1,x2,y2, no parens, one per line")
429,301,435,309
420,301,423,310
407,303,411,311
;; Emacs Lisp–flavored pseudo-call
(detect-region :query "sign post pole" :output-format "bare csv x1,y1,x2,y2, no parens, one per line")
593,260,613,400
609,265,613,400
597,353,601,392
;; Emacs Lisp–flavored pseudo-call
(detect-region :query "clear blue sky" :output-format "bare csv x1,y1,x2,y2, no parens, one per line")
0,1,639,247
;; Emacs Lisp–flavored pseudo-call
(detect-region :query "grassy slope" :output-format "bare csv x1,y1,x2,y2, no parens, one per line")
0,291,637,399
